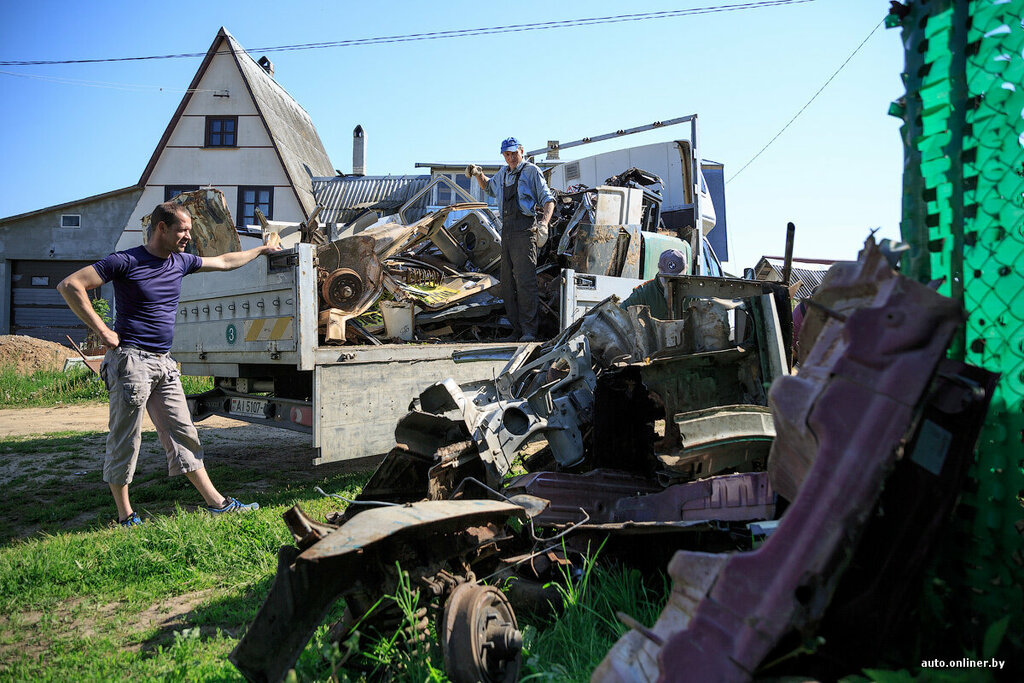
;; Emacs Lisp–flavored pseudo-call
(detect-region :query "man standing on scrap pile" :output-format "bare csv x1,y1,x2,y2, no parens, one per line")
467,137,555,342
57,202,281,527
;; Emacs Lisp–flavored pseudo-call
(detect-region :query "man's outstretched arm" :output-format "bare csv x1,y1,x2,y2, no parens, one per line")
198,244,282,272
57,266,119,348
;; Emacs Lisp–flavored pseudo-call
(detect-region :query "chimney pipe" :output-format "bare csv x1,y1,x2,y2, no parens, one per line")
353,125,366,176
257,56,274,78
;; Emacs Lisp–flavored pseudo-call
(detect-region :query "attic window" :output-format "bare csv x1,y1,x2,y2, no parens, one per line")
165,185,199,201
61,214,81,228
205,116,237,147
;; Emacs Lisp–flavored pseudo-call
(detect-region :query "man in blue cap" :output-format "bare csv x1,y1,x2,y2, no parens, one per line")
467,137,554,342
620,248,690,319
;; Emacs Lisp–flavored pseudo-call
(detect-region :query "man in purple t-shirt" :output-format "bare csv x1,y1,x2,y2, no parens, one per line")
58,202,281,526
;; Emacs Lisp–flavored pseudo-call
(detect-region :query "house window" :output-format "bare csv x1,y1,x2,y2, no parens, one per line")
205,116,238,147
434,174,476,206
237,186,273,229
164,185,199,201
60,214,81,228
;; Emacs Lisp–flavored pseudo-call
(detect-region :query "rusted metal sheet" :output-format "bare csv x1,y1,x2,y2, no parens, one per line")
504,470,774,527
593,238,973,683
657,405,775,480
611,472,774,524
570,224,642,278
143,188,241,257
231,500,525,683
504,470,663,525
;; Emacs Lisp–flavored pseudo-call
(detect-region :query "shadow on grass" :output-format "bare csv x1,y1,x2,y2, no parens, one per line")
137,575,352,683
0,427,376,544
138,574,277,653
0,431,106,455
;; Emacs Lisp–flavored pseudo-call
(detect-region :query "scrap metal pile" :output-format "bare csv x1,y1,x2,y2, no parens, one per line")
300,168,679,345
231,238,996,682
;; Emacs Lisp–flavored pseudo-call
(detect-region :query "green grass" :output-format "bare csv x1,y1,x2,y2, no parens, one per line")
0,364,214,408
0,426,674,682
0,365,106,407
0,428,372,681
520,549,668,682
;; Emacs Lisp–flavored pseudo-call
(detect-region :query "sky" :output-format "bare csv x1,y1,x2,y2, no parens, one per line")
0,0,906,270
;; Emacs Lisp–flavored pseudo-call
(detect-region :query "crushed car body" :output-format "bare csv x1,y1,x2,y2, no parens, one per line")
593,239,998,682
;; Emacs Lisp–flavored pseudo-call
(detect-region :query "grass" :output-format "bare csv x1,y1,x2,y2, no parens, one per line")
0,422,673,682
0,365,106,407
0,364,214,408
0,426,372,681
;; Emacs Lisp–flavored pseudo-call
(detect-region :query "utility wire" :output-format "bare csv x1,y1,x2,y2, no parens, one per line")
0,0,814,67
0,69,223,93
727,18,884,184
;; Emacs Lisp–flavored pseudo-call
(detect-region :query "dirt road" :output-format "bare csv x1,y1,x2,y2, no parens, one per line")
0,403,267,438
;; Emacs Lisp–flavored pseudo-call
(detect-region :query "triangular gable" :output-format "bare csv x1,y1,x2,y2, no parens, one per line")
137,27,334,220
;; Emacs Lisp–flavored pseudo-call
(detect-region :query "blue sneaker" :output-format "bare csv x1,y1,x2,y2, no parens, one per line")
119,511,144,527
206,497,259,514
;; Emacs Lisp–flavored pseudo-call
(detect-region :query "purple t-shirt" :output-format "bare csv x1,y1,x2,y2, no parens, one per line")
93,246,203,353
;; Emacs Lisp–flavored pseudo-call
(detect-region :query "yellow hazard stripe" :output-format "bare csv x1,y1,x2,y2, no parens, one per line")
271,316,292,339
243,317,294,341
245,318,266,342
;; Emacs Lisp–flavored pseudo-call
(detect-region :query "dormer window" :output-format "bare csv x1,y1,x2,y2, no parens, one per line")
205,116,237,147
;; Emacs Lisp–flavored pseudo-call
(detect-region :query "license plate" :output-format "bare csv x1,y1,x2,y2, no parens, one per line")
229,397,268,418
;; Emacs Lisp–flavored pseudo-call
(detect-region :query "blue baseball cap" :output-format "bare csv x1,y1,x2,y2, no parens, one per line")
500,137,521,153
658,249,688,275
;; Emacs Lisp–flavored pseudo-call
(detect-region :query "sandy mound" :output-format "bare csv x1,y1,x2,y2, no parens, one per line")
0,335,78,374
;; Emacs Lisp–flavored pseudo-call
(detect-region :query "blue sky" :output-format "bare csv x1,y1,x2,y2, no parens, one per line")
0,0,905,269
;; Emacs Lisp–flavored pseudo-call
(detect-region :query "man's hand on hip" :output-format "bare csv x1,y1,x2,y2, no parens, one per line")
100,328,120,349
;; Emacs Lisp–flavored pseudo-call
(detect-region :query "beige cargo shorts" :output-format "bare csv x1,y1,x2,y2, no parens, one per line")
99,345,204,485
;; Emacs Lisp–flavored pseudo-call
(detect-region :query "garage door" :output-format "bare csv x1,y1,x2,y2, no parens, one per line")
10,260,92,345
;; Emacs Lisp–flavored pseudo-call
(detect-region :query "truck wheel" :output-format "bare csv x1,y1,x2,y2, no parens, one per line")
442,583,522,683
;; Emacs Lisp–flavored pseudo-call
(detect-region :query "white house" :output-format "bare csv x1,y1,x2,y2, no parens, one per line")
117,26,335,249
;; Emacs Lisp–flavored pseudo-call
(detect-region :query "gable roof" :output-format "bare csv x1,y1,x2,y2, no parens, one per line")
137,27,334,220
755,256,836,299
0,185,141,225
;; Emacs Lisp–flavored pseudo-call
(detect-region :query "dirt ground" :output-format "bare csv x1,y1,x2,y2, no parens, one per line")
0,402,293,441
0,404,379,539
0,335,78,374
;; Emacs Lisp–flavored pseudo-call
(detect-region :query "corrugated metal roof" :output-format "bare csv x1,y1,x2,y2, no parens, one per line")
755,257,835,299
312,175,431,224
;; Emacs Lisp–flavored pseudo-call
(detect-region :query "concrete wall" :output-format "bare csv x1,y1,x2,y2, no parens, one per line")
0,187,139,335
117,42,303,251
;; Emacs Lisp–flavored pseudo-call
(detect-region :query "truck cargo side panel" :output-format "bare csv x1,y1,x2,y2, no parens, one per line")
172,245,316,369
313,352,509,464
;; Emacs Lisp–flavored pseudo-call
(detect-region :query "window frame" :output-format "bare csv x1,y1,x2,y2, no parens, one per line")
164,185,200,201
60,214,81,229
204,116,238,148
236,186,274,230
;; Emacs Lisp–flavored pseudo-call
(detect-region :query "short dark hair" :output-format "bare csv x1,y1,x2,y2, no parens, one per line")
151,202,188,232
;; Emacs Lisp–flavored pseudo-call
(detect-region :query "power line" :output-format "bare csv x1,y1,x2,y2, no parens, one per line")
0,1,814,67
0,69,223,93
727,18,884,184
